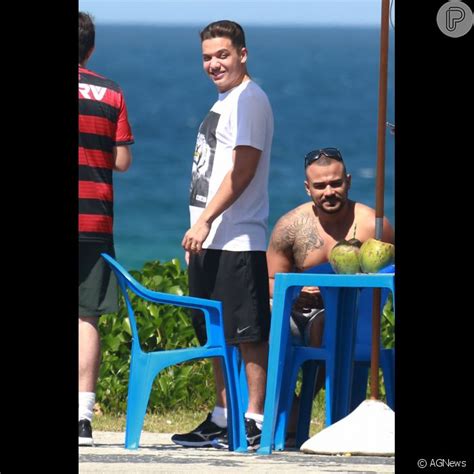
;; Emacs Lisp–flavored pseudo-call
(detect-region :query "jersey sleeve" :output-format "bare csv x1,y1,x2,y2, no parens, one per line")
114,91,135,146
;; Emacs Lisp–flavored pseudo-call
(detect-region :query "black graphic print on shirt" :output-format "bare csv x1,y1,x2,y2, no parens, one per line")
189,111,220,208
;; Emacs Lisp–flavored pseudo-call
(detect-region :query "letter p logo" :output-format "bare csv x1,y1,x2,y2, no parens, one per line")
446,7,465,31
437,1,473,37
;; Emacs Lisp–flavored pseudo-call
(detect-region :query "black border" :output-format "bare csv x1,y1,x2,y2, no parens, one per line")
8,1,474,471
9,1,79,470
396,0,472,471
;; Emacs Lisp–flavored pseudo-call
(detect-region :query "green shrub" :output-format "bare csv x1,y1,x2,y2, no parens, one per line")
367,293,395,401
381,293,395,349
96,259,215,415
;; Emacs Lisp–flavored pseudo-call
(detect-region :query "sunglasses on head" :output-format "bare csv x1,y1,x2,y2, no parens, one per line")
304,147,343,168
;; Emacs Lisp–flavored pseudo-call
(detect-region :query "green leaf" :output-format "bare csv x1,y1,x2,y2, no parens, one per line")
122,318,132,335
148,304,159,318
167,285,184,296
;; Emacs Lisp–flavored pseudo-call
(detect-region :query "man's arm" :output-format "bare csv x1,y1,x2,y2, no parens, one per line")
267,209,323,310
267,215,296,299
113,145,132,172
182,145,261,253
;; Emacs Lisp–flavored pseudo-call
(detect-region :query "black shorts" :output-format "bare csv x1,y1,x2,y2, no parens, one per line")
79,241,119,317
290,307,325,345
188,249,271,345
288,288,325,345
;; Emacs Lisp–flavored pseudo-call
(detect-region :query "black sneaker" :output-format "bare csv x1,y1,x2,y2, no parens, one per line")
171,413,227,447
79,419,93,446
210,431,229,449
210,418,263,450
245,418,262,450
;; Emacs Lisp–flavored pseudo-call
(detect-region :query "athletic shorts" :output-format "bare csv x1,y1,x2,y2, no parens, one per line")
290,307,325,346
188,249,271,345
79,241,119,317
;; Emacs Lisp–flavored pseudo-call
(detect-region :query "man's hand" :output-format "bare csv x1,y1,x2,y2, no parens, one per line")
293,286,323,311
182,146,261,256
182,220,211,254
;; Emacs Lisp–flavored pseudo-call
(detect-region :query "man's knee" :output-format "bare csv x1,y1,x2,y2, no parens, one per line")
79,315,99,327
239,340,268,356
79,317,100,342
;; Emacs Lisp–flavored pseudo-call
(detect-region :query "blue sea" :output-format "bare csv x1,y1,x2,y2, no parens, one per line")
86,25,395,271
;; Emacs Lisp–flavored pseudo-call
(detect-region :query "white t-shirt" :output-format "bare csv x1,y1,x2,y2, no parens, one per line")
189,79,274,251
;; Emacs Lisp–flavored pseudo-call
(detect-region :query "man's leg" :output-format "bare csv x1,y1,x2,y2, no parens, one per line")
79,315,101,446
211,338,269,415
211,358,228,425
79,241,118,446
171,250,228,447
170,357,228,447
172,250,270,448
239,341,268,415
212,358,227,408
239,340,268,448
79,316,101,393
200,341,268,449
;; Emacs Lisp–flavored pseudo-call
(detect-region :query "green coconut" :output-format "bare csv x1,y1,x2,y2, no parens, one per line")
359,238,395,273
329,239,362,274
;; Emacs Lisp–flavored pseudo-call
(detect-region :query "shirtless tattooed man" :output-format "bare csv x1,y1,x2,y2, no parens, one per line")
266,147,394,439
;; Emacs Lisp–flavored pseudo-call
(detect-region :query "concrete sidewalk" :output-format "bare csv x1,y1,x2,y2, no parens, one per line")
79,432,395,473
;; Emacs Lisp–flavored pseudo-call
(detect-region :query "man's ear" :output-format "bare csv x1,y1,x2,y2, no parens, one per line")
346,174,351,190
304,180,311,196
240,47,248,64
85,46,95,63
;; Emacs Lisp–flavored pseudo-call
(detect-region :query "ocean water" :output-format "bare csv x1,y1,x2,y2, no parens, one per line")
86,25,395,270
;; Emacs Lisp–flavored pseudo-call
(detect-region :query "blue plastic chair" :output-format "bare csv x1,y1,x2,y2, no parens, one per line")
101,253,247,451
258,265,395,455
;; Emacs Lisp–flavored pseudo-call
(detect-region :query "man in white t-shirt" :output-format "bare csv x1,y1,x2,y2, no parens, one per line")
172,20,273,450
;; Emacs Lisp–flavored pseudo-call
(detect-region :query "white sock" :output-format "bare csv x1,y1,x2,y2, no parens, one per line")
79,392,95,422
211,406,227,428
245,411,264,430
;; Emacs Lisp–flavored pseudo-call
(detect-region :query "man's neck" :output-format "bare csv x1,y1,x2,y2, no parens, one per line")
241,73,251,83
218,73,251,94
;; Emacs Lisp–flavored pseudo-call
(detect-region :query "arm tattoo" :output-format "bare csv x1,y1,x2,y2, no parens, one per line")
271,211,324,269
292,213,325,267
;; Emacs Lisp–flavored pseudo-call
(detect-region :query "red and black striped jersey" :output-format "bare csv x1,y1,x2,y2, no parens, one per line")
79,66,134,242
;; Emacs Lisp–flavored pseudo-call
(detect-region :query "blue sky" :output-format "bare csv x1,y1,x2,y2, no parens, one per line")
79,0,393,26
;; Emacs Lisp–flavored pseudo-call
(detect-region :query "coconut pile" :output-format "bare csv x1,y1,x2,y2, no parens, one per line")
329,233,394,274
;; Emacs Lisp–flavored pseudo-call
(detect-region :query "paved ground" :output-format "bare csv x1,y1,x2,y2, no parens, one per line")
79,432,395,473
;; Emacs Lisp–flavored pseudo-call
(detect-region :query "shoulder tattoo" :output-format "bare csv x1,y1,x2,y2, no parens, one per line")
271,211,324,267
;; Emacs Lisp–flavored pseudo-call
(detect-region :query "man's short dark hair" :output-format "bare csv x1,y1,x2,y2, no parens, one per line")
79,12,95,64
200,20,246,52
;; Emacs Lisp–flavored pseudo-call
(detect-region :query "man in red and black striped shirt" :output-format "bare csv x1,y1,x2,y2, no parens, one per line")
78,11,134,447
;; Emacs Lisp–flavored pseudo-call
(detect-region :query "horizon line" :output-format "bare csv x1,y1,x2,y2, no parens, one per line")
95,21,385,27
